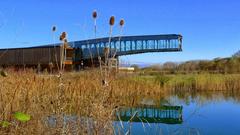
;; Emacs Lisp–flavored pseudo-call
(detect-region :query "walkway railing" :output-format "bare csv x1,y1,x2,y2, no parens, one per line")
72,34,182,60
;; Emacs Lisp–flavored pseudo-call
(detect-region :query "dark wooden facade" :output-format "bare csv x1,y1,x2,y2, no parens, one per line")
0,46,74,70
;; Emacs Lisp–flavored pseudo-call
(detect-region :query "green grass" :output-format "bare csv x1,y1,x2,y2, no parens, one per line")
129,73,240,91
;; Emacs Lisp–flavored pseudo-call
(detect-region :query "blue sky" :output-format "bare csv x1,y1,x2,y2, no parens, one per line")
0,0,240,64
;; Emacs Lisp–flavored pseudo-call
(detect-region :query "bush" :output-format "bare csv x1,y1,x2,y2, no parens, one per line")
155,75,171,87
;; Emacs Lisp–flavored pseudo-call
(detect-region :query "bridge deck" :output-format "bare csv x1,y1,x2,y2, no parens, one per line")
72,34,182,60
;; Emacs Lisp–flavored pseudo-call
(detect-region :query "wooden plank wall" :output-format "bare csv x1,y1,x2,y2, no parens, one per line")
0,47,61,66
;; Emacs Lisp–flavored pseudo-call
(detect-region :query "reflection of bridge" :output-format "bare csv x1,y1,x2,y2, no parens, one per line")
72,34,182,61
116,105,183,124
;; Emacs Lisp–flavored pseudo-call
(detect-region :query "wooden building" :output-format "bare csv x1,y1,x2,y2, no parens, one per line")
0,45,74,71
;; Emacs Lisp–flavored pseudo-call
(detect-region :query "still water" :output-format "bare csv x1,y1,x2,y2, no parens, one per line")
46,91,240,135
114,92,240,135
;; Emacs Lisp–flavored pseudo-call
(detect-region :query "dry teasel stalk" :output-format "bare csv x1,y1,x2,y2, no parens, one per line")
63,39,69,48
112,19,125,59
109,16,115,26
59,32,67,71
104,47,110,55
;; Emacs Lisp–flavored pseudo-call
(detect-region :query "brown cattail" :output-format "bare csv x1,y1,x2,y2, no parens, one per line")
52,26,56,32
92,10,97,19
109,16,115,26
120,19,125,26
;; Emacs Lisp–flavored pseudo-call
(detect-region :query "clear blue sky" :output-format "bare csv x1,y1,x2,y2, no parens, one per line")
0,0,240,64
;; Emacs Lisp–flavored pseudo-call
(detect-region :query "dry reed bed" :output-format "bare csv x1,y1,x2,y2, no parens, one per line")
0,70,163,134
136,73,240,91
1,70,240,134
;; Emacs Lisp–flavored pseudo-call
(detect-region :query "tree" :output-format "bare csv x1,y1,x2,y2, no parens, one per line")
233,50,240,57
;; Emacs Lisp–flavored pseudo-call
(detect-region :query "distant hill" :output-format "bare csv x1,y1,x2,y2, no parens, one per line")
233,50,240,57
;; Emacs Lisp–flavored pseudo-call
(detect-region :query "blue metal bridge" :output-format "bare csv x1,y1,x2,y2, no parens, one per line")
70,34,182,60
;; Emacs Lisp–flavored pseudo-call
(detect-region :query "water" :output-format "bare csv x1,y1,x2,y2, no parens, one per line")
113,92,240,135
45,91,240,135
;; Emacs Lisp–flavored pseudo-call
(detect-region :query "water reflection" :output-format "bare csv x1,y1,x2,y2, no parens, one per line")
113,91,240,135
116,105,183,124
44,90,240,135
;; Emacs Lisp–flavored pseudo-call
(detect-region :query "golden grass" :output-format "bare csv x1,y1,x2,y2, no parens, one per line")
1,69,240,134
0,69,164,134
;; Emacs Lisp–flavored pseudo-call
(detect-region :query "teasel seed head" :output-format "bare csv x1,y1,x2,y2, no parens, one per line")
120,19,125,27
60,32,67,41
52,26,56,32
109,16,115,26
92,10,97,19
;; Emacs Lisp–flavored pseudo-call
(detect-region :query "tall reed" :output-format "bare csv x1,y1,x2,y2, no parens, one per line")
1,70,240,134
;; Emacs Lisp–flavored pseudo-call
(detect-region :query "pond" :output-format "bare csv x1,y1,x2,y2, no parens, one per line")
113,91,240,135
45,91,240,135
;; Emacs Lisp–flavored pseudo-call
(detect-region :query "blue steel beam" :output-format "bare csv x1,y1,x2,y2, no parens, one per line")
116,105,183,124
71,34,182,60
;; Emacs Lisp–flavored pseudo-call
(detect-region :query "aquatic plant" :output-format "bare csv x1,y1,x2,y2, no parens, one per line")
154,75,170,87
13,112,31,122
0,112,30,129
0,121,11,128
